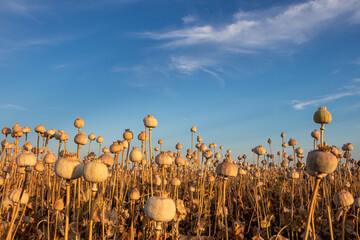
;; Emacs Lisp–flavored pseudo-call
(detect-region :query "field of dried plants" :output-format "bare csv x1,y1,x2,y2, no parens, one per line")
0,107,358,240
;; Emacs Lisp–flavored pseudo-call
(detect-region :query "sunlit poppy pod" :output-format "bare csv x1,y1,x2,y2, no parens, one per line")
254,145,267,155
60,133,69,141
311,130,320,140
170,178,181,186
203,149,213,159
197,136,202,142
130,147,142,163
295,147,303,154
175,154,186,166
54,130,64,140
83,158,108,183
216,161,238,177
144,196,176,222
287,170,299,179
55,153,84,180
35,125,46,134
35,161,45,172
281,132,285,138
74,117,85,129
74,132,88,145
54,199,64,211
129,188,140,200
153,175,161,186
155,152,172,166
281,161,289,168
342,143,354,151
9,188,29,204
158,139,163,145
287,155,294,162
88,133,96,141
96,136,104,143
12,124,22,133
333,190,354,207
2,127,11,135
313,107,332,124
242,154,247,159
175,142,182,150
138,131,148,141
191,126,197,133
200,144,207,152
288,138,297,146
44,151,56,164
268,138,272,144
110,141,122,153
100,153,114,167
123,129,133,141
144,115,158,128
306,150,338,176
154,146,159,152
16,151,36,167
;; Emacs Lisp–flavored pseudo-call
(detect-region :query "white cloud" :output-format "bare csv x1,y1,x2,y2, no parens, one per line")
144,0,360,50
291,91,360,110
0,104,27,111
182,15,196,24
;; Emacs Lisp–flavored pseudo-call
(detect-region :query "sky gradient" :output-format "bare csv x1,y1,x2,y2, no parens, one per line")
1,0,360,160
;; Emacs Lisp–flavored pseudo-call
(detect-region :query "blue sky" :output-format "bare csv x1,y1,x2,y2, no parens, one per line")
1,0,360,161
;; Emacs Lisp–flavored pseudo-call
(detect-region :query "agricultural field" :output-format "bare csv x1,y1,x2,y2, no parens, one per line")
0,107,358,240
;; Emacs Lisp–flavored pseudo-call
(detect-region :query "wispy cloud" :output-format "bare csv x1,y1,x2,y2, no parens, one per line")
182,15,196,25
170,56,224,86
0,104,27,111
291,91,360,110
143,0,360,51
354,57,360,65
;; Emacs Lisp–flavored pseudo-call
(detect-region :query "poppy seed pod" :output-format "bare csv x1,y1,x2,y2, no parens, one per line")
342,143,354,151
158,139,163,145
138,131,148,141
170,178,181,186
281,161,289,168
287,170,299,179
296,147,303,154
12,124,22,133
2,127,11,135
153,175,161,186
16,151,37,167
306,150,338,177
74,132,88,145
242,154,247,159
88,133,96,141
203,149,213,159
44,151,56,164
313,107,332,124
35,161,45,172
288,138,297,146
35,125,46,134
54,199,64,211
287,155,294,162
175,155,186,166
54,130,64,140
144,196,176,222
144,115,158,128
74,117,84,129
9,189,29,204
311,130,320,140
154,146,159,152
60,133,69,141
197,136,202,142
175,142,182,150
191,126,197,133
22,126,30,134
110,141,123,153
123,129,133,141
102,147,110,154
129,188,140,200
254,145,267,155
281,132,285,138
100,153,114,167
54,153,84,180
333,190,354,207
268,138,272,144
130,147,142,163
83,158,108,183
216,161,238,177
155,152,173,166
96,136,104,143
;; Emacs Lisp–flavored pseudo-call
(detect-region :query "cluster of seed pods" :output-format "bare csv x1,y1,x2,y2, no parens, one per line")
0,108,359,240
